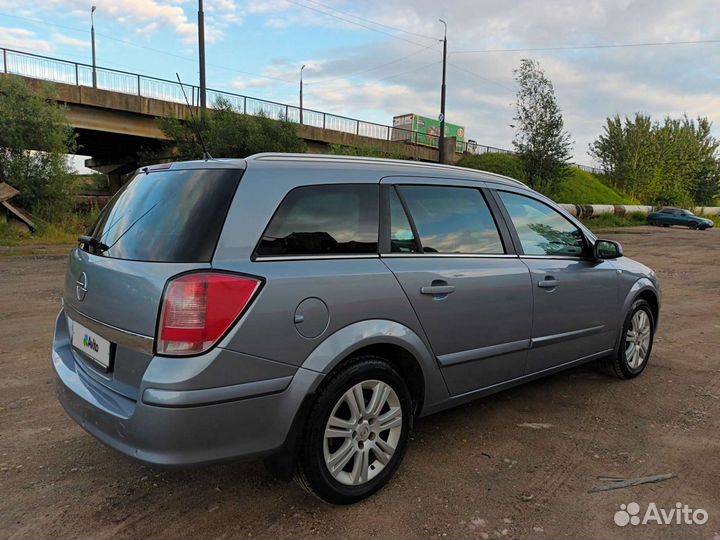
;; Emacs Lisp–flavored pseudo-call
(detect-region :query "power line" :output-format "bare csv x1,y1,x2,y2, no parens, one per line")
285,0,432,48
304,41,441,86
298,0,438,42
306,59,443,92
446,62,515,92
0,11,295,84
451,38,720,54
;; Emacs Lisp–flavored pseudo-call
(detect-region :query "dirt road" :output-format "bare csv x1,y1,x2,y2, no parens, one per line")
1,226,719,539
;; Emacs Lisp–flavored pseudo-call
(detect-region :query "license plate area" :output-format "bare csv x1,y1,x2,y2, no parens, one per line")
70,319,115,372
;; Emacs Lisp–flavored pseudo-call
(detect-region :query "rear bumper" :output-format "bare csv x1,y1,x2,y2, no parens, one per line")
52,311,323,467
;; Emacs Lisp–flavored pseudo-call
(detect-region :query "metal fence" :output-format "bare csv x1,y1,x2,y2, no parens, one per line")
0,46,601,171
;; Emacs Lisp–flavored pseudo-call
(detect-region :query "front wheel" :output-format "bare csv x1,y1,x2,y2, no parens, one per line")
598,299,655,379
295,356,413,504
688,221,699,230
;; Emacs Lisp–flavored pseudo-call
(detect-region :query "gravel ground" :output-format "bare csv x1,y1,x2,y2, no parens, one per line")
1,226,719,539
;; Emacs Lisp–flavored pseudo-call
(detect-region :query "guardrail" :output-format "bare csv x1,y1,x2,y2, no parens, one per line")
0,46,600,170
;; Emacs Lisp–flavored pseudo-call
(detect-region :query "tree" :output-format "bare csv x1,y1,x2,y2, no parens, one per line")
512,59,573,194
590,114,720,206
0,77,76,217
155,97,306,161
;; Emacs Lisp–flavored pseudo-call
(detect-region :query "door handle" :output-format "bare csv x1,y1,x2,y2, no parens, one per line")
538,278,559,289
420,279,456,296
420,285,456,295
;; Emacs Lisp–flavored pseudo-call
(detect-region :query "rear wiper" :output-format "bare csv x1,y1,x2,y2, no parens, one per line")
78,235,109,253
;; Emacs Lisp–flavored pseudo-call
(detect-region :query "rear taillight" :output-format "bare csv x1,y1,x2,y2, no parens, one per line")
157,272,261,356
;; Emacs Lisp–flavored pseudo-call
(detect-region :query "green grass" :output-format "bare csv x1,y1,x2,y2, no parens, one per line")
700,214,720,228
457,153,634,205
580,212,648,231
0,209,98,247
456,153,526,181
555,168,637,205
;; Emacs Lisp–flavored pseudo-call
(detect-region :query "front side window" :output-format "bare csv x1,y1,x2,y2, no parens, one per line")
397,185,504,254
498,191,585,257
255,184,378,256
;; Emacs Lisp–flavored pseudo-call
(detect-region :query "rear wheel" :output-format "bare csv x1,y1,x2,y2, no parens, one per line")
295,356,413,504
598,299,655,379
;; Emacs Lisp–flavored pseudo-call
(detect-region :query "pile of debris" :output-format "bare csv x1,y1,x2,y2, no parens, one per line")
0,183,36,233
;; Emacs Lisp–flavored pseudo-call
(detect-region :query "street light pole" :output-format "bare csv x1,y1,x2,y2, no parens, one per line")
91,5,97,88
299,64,306,125
198,0,207,112
438,19,447,164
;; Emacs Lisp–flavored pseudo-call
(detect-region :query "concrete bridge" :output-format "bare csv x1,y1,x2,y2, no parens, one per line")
2,47,479,190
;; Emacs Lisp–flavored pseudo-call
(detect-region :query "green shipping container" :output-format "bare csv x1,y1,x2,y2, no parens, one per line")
392,113,465,151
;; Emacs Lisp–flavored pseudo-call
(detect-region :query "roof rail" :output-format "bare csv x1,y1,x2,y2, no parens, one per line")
246,153,527,187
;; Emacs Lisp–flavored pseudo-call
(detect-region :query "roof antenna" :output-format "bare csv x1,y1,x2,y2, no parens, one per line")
176,73,212,161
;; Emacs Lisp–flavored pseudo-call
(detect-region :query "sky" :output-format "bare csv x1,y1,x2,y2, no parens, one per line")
1,0,719,171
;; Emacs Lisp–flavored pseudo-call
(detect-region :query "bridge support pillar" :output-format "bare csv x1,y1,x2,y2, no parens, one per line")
440,136,457,164
108,173,123,193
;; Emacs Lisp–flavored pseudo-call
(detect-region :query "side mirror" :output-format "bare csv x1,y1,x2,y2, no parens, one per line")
594,239,623,259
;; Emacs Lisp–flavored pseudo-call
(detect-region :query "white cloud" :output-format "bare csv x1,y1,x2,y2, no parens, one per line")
0,27,52,52
244,0,720,163
0,0,241,44
52,33,90,48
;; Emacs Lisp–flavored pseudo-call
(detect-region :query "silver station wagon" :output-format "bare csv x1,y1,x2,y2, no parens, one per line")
53,153,660,504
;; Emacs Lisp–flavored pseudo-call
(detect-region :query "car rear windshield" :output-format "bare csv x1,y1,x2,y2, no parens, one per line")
84,168,241,262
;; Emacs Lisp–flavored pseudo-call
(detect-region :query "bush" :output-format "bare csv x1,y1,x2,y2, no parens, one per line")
0,77,77,219
580,211,648,230
328,144,409,160
153,97,306,161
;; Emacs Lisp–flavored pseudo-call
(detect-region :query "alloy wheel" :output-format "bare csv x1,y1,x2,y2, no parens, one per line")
625,310,652,369
323,380,403,486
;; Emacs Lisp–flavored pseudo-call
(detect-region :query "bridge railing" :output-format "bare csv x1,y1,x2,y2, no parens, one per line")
0,46,600,171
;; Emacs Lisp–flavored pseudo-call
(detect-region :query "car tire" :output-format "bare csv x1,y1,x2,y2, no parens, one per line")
689,221,698,230
662,224,670,227
295,356,413,504
598,299,655,379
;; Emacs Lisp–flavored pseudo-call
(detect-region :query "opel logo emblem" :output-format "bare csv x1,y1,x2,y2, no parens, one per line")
76,271,88,302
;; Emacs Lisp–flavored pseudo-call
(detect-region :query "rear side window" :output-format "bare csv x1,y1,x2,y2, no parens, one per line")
85,168,241,262
498,191,585,256
397,185,504,254
256,184,379,257
389,188,420,253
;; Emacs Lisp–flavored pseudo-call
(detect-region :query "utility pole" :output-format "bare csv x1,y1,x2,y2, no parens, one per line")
299,64,306,124
198,0,207,112
91,5,97,88
438,19,447,164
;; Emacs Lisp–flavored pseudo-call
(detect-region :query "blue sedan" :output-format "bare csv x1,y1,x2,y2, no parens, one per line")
647,208,714,230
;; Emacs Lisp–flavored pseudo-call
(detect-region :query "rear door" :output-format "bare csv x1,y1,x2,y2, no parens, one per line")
492,188,619,374
380,178,533,395
63,165,242,399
